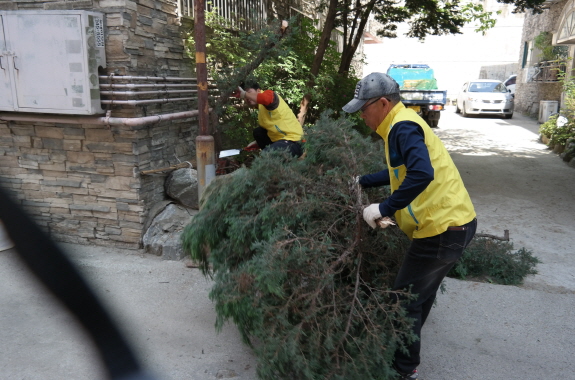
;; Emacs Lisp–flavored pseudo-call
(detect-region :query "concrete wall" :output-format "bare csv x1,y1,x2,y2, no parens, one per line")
479,63,518,81
0,0,198,249
515,0,569,116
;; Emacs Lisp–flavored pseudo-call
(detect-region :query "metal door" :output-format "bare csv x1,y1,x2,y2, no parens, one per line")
0,15,15,111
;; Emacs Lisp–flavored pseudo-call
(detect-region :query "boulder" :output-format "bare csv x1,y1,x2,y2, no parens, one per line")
142,203,198,260
165,168,199,209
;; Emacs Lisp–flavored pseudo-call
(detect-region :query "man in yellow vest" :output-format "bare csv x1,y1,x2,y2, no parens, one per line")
343,72,477,380
233,82,304,157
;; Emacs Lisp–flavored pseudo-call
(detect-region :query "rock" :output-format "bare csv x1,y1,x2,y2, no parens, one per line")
165,168,199,209
569,157,575,168
142,203,198,260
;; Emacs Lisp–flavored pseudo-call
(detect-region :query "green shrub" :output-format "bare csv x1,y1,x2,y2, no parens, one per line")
448,238,540,285
539,115,575,146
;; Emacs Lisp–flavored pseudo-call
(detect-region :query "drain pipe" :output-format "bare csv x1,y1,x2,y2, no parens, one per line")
98,75,197,82
101,97,195,106
0,110,199,127
194,0,215,200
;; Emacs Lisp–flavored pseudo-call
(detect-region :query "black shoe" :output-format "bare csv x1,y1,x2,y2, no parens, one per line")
397,368,418,380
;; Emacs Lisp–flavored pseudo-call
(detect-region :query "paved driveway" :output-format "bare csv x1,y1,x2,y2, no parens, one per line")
1,107,574,380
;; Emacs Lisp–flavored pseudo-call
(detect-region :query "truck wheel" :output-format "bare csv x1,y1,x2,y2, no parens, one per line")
504,113,513,119
429,119,439,128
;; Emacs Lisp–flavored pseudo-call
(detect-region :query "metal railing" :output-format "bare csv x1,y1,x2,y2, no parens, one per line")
178,0,269,30
531,60,567,82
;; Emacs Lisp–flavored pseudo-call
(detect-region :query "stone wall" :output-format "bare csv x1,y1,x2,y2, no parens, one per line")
0,0,198,249
515,0,568,116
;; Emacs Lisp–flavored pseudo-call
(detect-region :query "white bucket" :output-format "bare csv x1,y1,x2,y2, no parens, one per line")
0,220,14,252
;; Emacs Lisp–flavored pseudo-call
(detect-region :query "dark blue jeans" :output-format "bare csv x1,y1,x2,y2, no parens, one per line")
253,127,303,157
393,218,477,375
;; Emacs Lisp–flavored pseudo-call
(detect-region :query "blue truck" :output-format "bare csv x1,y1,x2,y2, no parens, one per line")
386,64,447,128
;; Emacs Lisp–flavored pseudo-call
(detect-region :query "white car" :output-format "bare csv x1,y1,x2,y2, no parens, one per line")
504,74,516,96
456,79,514,119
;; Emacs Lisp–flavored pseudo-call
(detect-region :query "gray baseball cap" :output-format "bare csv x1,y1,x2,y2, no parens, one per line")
342,72,400,113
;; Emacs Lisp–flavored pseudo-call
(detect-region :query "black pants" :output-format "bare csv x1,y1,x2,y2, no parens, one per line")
253,127,303,158
393,218,477,374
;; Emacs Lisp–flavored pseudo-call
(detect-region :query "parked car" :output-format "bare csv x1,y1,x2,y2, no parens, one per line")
504,74,516,96
455,79,514,119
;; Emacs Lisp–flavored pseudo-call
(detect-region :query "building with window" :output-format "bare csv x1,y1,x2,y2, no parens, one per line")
515,0,575,117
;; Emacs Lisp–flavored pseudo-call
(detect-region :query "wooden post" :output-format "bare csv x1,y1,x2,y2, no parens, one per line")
194,0,215,199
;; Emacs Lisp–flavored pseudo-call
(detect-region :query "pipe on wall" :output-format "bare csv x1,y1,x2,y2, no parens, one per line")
100,90,197,97
98,75,197,82
0,110,200,127
100,97,195,106
99,83,196,89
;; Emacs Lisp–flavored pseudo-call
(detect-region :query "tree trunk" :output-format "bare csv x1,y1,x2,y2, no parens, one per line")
338,0,376,75
296,0,339,126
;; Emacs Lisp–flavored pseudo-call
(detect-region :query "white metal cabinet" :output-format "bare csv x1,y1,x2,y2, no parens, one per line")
0,10,106,115
0,15,14,111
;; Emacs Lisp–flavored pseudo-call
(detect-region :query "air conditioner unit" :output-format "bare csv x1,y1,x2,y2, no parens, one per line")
0,10,106,115
538,100,558,123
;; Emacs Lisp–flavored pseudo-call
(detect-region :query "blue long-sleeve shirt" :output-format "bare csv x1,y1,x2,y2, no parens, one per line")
359,121,435,217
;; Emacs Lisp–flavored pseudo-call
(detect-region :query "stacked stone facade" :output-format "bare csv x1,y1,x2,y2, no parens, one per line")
0,0,197,249
515,0,569,116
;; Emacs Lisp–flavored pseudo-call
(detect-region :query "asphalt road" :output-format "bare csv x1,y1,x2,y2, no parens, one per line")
1,107,574,380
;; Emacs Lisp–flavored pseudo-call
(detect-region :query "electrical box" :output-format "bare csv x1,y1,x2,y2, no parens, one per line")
0,10,106,115
539,100,558,123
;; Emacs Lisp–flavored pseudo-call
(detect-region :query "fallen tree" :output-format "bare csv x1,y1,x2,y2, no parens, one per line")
181,111,540,379
182,112,416,379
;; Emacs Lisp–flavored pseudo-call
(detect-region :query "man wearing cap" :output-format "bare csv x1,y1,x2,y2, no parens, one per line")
343,72,477,380
233,82,304,157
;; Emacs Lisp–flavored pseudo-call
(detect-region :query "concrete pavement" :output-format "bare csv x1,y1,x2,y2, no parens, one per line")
1,108,574,380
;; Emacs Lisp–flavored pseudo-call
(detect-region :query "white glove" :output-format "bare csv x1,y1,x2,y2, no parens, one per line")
362,204,382,229
238,86,246,99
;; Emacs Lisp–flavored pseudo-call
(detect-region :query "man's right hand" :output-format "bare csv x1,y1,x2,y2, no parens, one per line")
363,204,382,229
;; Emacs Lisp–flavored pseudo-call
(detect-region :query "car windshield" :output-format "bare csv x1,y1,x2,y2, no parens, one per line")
468,82,507,93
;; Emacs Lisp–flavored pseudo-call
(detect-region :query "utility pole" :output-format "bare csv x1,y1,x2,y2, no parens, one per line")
194,0,215,199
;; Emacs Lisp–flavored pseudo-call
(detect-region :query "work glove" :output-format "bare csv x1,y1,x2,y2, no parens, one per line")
244,141,259,151
363,204,395,230
363,204,382,229
231,86,246,99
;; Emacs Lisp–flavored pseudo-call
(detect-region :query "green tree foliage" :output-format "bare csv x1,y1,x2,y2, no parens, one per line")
449,238,540,285
182,111,540,378
185,13,365,149
182,112,416,379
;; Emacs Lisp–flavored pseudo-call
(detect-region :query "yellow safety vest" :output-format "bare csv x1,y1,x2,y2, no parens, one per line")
376,102,476,239
258,95,303,142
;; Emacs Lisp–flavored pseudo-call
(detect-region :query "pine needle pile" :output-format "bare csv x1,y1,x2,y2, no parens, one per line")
448,238,540,285
182,112,416,380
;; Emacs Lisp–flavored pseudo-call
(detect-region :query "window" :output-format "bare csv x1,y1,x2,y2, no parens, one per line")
558,10,575,44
